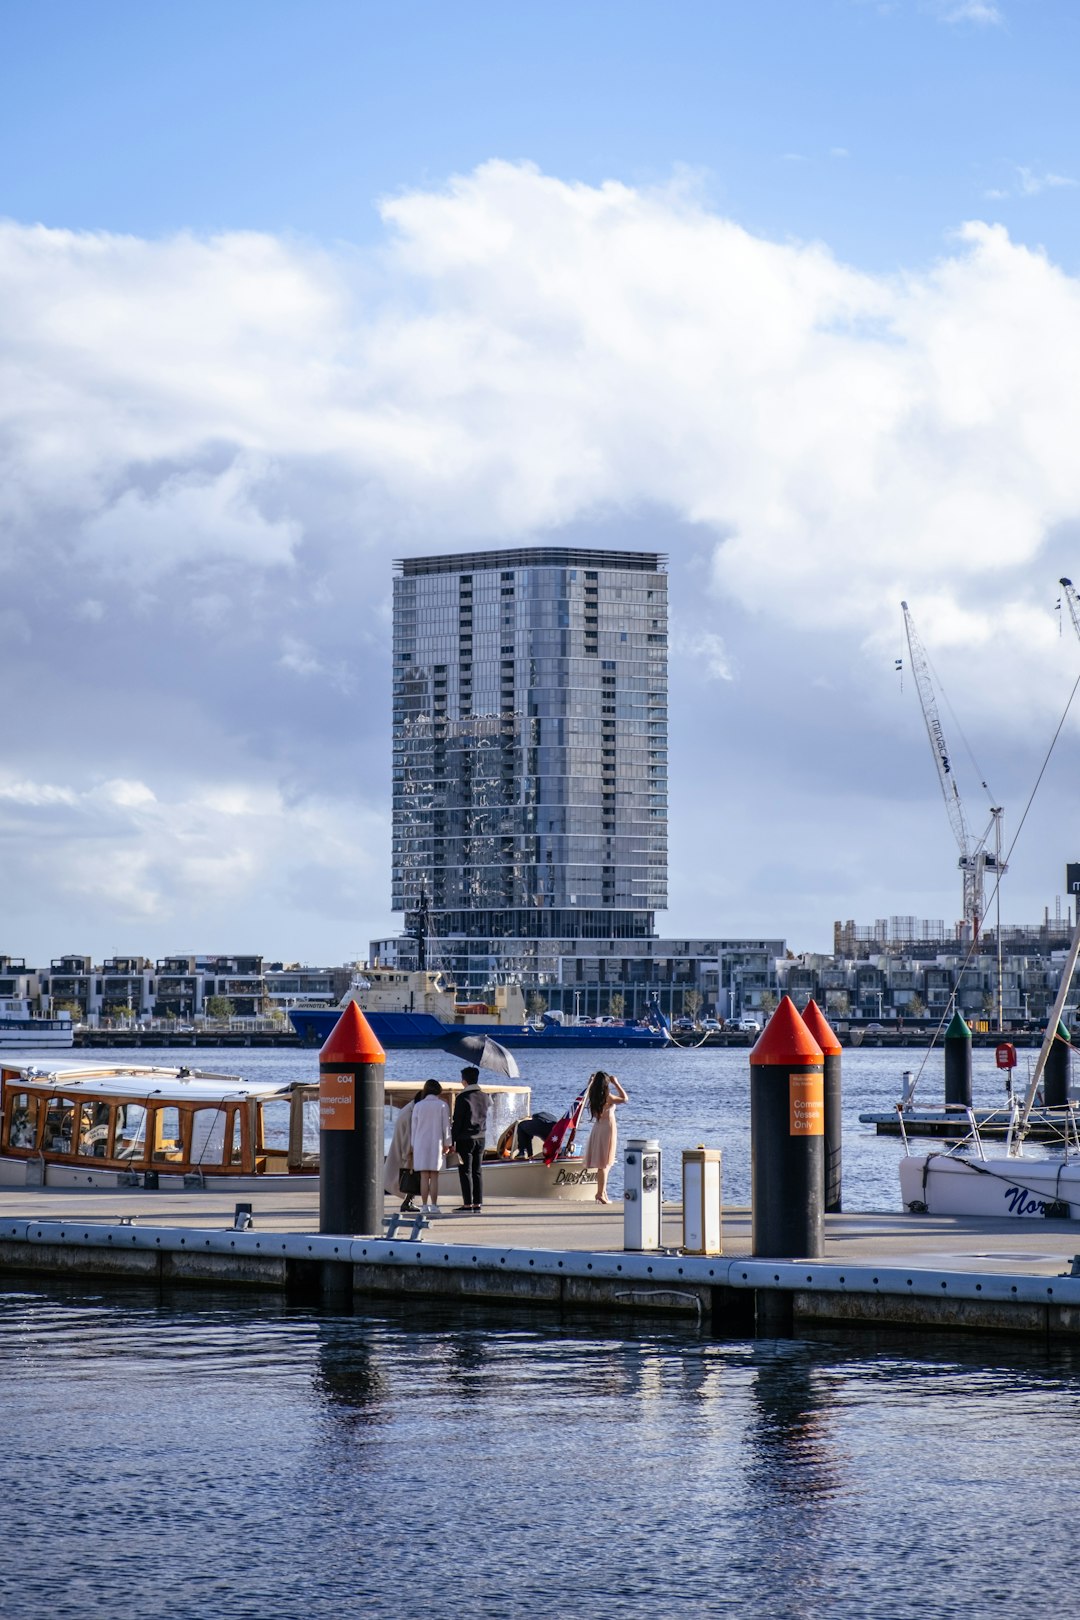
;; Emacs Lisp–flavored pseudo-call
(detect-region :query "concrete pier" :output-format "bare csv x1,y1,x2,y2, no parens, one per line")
4,1187,1080,1343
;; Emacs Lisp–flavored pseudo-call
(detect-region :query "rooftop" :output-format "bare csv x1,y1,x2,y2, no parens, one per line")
396,546,667,576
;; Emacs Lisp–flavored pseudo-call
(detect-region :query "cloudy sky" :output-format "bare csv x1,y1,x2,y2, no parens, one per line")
3,0,1080,967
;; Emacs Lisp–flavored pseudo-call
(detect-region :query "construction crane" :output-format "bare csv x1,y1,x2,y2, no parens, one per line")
900,601,1006,938
1060,578,1080,641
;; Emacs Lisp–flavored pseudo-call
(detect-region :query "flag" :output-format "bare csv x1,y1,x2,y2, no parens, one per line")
542,1088,588,1165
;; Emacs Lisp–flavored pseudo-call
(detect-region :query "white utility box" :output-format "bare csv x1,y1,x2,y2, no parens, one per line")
623,1137,662,1251
681,1146,723,1255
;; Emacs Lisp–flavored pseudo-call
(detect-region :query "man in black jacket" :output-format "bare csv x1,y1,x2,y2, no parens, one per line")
451,1065,490,1212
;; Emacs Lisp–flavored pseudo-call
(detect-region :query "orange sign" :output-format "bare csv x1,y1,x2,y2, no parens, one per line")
789,1072,824,1136
319,1072,355,1131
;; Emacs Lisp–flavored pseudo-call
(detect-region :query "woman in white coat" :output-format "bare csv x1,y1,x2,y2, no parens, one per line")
384,1095,419,1211
410,1078,452,1214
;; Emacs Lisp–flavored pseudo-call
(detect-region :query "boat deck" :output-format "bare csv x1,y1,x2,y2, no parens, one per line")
858,1106,1076,1140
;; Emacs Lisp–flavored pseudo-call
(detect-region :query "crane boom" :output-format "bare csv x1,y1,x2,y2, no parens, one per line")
901,601,973,860
1060,578,1080,642
900,600,1005,936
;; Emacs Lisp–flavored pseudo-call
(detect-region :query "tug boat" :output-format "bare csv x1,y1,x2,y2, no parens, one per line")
0,1060,597,1199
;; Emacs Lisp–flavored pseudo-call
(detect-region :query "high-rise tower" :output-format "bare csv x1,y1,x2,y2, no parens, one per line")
391,547,668,994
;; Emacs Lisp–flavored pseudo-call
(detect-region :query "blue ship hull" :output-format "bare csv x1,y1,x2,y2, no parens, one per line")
288,1008,670,1050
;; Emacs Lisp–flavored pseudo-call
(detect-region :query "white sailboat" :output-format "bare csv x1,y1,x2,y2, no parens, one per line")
899,917,1080,1219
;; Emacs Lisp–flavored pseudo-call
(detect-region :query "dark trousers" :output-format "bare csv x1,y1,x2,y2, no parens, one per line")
455,1138,484,1207
516,1114,556,1157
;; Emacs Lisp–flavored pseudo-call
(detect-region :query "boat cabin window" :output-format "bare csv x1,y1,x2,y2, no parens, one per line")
300,1093,319,1157
188,1104,245,1168
115,1102,148,1160
152,1105,185,1163
5,1091,40,1150
260,1099,291,1154
77,1101,112,1158
42,1097,76,1154
190,1105,227,1167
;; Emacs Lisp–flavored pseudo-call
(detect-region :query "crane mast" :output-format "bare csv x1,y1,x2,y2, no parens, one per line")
1060,578,1080,642
901,601,1005,937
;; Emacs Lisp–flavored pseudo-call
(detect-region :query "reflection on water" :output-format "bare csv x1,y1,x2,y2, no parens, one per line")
4,1281,1080,1618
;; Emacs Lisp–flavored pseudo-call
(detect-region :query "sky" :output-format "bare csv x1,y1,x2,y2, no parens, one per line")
3,0,1080,968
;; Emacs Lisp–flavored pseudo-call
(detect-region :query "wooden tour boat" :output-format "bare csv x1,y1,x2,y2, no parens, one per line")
0,1060,598,1199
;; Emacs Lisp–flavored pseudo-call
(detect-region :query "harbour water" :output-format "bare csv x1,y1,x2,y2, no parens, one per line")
3,1280,1080,1619
1,1040,1075,1618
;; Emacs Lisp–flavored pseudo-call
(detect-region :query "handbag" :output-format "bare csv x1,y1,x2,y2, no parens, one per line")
398,1166,422,1195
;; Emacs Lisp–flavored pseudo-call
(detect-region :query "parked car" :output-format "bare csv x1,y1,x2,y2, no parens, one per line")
700,1017,723,1033
864,1022,886,1034
726,1018,761,1034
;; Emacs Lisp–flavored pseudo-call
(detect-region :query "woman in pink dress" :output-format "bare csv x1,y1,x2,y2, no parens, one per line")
583,1070,628,1204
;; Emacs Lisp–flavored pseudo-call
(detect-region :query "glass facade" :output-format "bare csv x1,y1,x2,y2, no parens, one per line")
392,547,668,991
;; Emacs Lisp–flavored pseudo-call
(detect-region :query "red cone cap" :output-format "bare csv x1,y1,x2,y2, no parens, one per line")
750,996,823,1066
800,999,841,1056
319,1000,386,1065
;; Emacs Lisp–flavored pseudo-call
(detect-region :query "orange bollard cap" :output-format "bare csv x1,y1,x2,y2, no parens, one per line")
319,1000,386,1065
800,999,842,1056
750,995,823,1066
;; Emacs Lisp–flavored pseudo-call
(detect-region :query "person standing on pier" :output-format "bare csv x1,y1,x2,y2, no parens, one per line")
385,1094,420,1212
451,1064,490,1211
584,1070,628,1204
411,1078,452,1215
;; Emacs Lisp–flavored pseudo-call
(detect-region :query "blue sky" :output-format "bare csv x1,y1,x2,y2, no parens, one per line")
5,0,1079,266
2,0,1080,966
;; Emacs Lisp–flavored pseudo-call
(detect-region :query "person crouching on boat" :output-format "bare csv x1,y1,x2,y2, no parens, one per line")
411,1078,452,1215
584,1070,628,1205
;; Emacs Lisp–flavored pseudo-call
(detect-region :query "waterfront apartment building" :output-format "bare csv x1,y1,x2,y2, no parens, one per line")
388,546,669,1000
26,955,350,1023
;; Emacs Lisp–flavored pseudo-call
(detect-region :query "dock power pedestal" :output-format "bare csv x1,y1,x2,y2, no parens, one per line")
623,1137,662,1251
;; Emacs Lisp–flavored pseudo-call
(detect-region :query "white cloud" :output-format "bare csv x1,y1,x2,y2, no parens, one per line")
1016,167,1077,196
4,166,1079,657
5,162,1080,950
675,632,735,683
933,0,1003,23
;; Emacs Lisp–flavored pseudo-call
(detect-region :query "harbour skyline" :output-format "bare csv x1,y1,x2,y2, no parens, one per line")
4,2,1080,964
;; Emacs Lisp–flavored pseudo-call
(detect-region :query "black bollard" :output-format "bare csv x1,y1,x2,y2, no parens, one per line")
802,999,842,1214
319,1001,386,1236
1044,1020,1072,1107
750,996,824,1259
943,1010,972,1109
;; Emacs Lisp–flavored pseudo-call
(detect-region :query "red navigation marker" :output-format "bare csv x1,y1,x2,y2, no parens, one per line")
802,998,843,1214
800,999,841,1057
319,1001,386,1236
748,995,825,1259
320,1000,386,1066
750,995,823,1066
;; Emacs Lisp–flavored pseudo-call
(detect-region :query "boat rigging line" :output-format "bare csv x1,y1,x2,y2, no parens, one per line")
900,626,1080,1106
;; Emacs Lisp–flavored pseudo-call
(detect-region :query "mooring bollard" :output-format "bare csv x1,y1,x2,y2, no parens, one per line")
944,1009,972,1109
319,1001,386,1236
750,996,824,1259
1044,1019,1072,1108
801,998,842,1214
